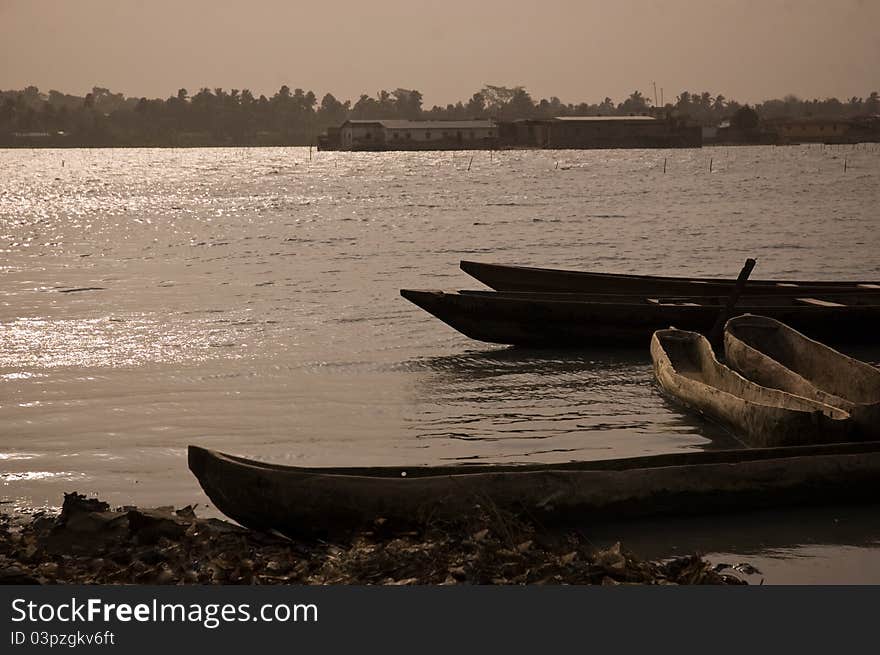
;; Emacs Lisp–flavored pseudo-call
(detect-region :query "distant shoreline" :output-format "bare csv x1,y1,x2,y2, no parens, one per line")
1,141,876,151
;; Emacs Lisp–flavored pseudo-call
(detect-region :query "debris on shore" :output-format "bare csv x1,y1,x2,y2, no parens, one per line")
0,493,746,585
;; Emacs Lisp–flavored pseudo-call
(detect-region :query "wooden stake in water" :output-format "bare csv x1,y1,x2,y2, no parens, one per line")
309,145,313,162
709,157,713,172
663,158,667,173
844,157,847,172
467,156,473,172
555,161,559,170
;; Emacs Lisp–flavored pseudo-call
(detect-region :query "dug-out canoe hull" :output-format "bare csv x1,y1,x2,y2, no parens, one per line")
460,260,880,296
189,443,880,538
725,314,880,437
651,328,851,447
400,289,880,347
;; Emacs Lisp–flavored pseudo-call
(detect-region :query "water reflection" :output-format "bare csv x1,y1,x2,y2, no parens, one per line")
586,503,880,584
1,146,877,514
401,346,741,462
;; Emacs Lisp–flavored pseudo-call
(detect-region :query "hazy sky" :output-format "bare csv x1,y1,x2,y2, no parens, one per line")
2,0,878,106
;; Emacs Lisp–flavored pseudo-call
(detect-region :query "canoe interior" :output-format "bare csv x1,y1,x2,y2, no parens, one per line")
655,329,847,418
651,328,852,448
725,315,880,405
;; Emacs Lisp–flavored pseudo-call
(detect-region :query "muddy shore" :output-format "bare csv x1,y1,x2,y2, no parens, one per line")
0,493,749,585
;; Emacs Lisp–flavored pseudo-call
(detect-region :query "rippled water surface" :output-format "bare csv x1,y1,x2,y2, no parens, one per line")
2,146,879,559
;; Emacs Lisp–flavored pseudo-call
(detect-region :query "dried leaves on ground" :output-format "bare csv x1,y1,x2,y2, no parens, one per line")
0,493,746,585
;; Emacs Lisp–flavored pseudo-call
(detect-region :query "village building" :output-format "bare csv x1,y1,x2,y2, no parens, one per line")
766,118,852,144
4,130,70,147
701,125,718,142
318,116,703,151
328,119,497,150
711,119,778,145
498,116,702,149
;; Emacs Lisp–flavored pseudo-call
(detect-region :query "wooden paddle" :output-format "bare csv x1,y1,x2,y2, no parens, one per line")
709,257,757,348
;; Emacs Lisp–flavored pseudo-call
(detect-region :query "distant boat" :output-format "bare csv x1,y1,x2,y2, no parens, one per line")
725,314,880,437
400,289,880,347
460,260,880,296
188,442,880,537
651,328,851,447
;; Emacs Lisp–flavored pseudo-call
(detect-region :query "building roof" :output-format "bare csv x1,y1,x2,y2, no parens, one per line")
763,117,850,126
342,119,495,129
552,115,657,122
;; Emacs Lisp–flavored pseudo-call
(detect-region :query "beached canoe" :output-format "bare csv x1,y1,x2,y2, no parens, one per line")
651,328,852,447
188,442,880,537
725,314,880,437
460,260,880,296
400,289,880,347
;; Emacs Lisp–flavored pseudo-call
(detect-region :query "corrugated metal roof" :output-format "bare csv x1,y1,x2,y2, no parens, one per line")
553,116,657,122
383,120,494,130
343,120,495,129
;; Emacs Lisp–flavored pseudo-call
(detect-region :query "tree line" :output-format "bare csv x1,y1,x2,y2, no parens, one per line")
2,84,878,147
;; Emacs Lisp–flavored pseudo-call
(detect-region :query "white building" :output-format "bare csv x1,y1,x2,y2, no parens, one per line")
338,120,497,150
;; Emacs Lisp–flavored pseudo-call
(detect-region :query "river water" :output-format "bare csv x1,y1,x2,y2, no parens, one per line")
2,145,878,582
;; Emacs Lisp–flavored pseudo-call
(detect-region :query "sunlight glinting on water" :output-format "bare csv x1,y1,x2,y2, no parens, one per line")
1,145,878,511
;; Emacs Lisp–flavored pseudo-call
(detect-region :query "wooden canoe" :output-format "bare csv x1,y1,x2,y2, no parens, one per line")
460,260,880,296
724,314,880,437
651,328,852,447
458,289,880,306
400,289,880,347
188,442,880,537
